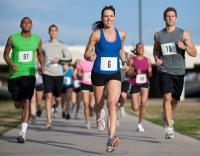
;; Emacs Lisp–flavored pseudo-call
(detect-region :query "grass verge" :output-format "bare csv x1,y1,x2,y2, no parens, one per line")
0,100,21,136
126,99,200,140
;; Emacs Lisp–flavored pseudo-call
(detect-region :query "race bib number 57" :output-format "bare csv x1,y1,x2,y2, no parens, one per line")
136,74,147,84
100,57,117,71
18,51,33,62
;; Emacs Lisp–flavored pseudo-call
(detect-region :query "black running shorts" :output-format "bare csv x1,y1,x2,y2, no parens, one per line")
91,71,121,86
8,76,36,101
159,72,184,101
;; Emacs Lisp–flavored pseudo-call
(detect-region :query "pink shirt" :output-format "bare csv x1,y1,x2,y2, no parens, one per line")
77,59,93,85
128,56,149,85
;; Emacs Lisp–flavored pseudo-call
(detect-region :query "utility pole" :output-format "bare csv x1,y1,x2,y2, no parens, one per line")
139,0,142,43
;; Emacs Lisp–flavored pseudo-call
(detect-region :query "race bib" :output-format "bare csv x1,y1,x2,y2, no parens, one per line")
64,77,72,85
73,80,80,88
83,72,91,82
100,57,117,71
161,42,177,55
136,74,147,84
18,51,33,62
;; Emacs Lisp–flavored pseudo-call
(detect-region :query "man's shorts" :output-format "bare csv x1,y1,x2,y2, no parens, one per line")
42,74,63,97
35,84,44,92
8,76,36,101
159,72,184,101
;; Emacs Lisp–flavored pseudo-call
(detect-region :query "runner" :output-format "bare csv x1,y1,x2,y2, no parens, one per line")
72,59,82,119
3,17,44,143
84,5,129,152
77,59,94,129
127,43,152,132
42,24,72,129
118,52,131,119
30,62,44,125
153,7,197,139
61,63,73,120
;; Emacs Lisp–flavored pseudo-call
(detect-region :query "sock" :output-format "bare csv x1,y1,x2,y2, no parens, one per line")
21,122,28,134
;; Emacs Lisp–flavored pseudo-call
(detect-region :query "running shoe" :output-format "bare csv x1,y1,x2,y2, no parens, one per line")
66,114,71,120
36,110,42,117
45,122,52,129
119,106,126,117
137,124,144,132
106,136,120,152
86,122,91,130
165,126,174,139
31,115,36,125
17,131,26,143
62,112,66,118
74,113,80,120
96,109,105,131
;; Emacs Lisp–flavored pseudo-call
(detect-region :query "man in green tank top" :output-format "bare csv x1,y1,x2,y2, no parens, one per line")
3,17,44,143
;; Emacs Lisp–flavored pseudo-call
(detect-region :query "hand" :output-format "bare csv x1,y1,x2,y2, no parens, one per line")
10,64,18,72
177,40,187,50
38,65,45,74
89,52,96,61
155,56,162,66
51,57,59,64
122,63,129,72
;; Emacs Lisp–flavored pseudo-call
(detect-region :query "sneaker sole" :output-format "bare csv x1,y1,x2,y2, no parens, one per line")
17,137,25,143
105,138,120,153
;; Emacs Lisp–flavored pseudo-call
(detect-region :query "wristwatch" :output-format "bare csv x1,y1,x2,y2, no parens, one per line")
122,61,127,66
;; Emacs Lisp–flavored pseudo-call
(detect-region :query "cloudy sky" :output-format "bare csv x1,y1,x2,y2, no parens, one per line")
0,0,200,45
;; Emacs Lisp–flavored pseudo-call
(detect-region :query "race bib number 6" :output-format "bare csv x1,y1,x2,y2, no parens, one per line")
18,51,33,62
100,57,117,71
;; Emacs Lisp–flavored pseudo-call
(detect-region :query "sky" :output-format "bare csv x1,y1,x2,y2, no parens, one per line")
0,0,200,46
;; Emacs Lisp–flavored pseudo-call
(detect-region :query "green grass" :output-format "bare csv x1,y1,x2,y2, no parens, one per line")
0,100,21,136
126,99,200,140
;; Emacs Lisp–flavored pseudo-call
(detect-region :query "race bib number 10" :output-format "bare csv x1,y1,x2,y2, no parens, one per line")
161,42,177,56
18,51,33,62
100,57,117,71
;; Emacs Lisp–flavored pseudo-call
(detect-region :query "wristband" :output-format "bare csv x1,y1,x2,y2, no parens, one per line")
122,61,127,66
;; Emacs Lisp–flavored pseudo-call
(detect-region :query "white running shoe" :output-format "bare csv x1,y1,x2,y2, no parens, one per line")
17,131,26,143
119,106,126,118
96,109,105,131
86,122,91,130
137,124,144,132
165,126,174,139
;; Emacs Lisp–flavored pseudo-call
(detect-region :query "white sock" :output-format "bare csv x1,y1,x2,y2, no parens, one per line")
21,123,28,134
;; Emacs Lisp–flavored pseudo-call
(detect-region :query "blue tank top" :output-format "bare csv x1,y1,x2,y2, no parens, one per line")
93,28,121,74
63,68,73,87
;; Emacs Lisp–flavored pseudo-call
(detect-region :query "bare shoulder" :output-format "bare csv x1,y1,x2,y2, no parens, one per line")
89,29,100,42
183,30,191,39
118,29,126,37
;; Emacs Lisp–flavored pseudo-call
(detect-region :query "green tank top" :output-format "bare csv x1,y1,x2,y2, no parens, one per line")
9,33,40,79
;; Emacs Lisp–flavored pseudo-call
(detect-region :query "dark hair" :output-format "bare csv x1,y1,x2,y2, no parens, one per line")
48,24,58,33
163,7,177,18
20,17,32,27
92,5,115,30
131,42,143,54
